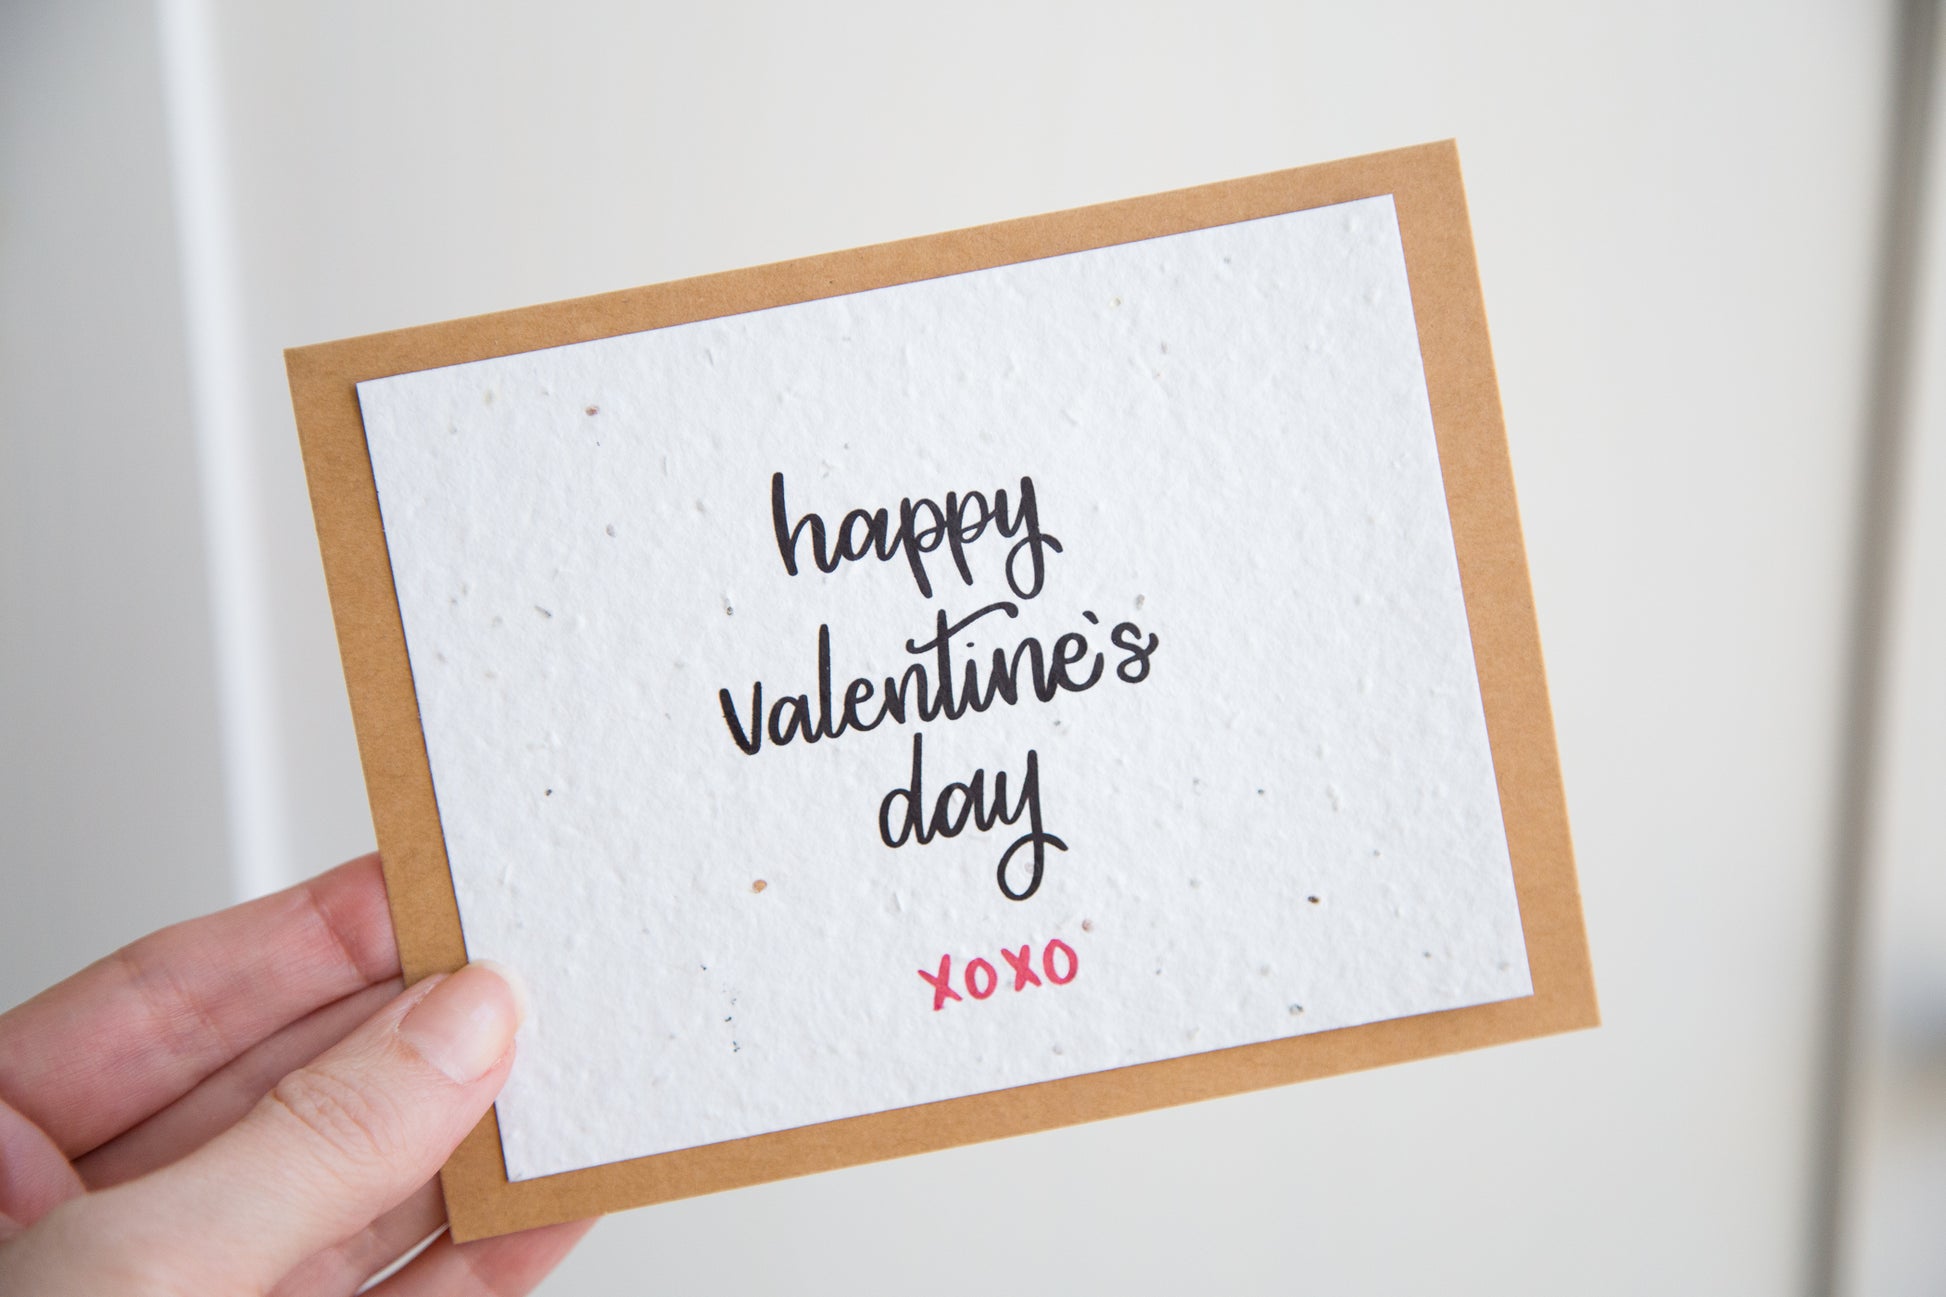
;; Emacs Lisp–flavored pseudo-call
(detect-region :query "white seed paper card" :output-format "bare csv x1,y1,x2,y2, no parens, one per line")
288,142,1596,1241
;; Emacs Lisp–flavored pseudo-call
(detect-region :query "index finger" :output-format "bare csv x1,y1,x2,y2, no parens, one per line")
0,854,399,1156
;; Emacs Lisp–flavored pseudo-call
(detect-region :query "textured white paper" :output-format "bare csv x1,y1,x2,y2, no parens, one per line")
357,195,1530,1181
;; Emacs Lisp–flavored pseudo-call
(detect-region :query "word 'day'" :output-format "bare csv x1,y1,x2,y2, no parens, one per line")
920,939,1079,1011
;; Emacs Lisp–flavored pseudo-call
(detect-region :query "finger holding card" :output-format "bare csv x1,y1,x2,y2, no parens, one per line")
287,140,1596,1241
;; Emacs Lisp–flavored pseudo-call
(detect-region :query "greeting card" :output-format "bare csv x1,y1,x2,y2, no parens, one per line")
288,141,1594,1239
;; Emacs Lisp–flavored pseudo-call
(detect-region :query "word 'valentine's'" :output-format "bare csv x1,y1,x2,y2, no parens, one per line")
716,603,1161,754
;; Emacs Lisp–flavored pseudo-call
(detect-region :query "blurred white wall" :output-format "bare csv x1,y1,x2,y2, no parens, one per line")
0,3,231,995
1849,12,1946,1295
4,1,1941,1293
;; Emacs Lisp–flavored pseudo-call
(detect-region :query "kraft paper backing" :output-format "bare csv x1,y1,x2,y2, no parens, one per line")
285,140,1597,1242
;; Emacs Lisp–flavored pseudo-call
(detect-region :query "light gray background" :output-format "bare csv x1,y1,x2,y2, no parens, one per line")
3,2,1942,1294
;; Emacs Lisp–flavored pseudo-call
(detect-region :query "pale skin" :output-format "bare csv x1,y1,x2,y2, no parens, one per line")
0,854,592,1295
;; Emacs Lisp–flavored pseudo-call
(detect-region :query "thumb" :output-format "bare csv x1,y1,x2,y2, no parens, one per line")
107,962,520,1293
0,1099,86,1239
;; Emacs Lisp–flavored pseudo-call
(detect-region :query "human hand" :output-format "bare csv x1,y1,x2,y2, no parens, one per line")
0,854,591,1295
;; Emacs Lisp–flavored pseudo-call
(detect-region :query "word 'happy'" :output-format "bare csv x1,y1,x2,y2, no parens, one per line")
771,471,1063,600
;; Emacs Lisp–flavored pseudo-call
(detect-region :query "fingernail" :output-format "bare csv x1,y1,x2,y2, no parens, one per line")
472,959,531,1027
399,964,523,1083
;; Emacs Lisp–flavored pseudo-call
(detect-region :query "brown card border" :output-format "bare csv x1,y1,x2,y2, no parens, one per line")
287,140,1595,1242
